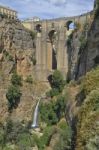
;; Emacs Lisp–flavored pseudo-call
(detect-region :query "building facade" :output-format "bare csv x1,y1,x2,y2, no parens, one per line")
0,5,17,19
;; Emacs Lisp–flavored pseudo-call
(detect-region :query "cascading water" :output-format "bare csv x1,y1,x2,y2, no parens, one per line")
31,98,40,128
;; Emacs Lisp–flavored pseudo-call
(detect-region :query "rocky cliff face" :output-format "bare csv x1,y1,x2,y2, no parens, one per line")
65,11,99,150
0,16,49,124
76,17,99,79
67,12,99,81
0,16,35,79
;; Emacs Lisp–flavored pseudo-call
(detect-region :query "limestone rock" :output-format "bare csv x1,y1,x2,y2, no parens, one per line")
0,17,35,79
0,17,37,123
67,16,99,80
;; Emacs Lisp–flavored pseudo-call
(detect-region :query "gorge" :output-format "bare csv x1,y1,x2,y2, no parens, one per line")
0,0,99,150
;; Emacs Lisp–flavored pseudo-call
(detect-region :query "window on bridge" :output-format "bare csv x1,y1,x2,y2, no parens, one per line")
36,24,42,32
66,21,76,31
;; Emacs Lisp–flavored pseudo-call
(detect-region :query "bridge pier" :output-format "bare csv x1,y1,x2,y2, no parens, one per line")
22,11,94,81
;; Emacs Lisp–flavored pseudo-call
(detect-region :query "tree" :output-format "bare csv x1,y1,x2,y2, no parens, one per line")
51,70,65,92
54,96,66,119
11,72,22,86
40,102,58,125
6,85,22,110
25,75,33,84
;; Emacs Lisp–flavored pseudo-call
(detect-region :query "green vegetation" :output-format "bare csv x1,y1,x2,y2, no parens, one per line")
47,70,65,97
29,31,36,40
40,95,66,125
25,75,33,84
6,72,22,111
54,126,72,150
37,126,56,150
35,125,72,150
46,88,59,97
11,72,22,86
40,102,58,125
81,67,99,95
85,136,99,150
58,119,68,130
0,121,36,150
17,132,35,149
51,70,65,92
76,89,99,150
3,50,14,61
6,85,22,110
8,55,14,61
0,119,72,150
75,67,99,150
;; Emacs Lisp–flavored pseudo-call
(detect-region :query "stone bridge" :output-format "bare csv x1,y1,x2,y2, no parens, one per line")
22,11,94,81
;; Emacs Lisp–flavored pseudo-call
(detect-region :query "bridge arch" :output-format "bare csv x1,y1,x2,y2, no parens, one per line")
66,20,77,30
48,29,57,70
48,29,57,43
35,24,42,32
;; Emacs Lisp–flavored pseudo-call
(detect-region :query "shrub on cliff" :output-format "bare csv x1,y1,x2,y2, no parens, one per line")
51,70,65,92
6,85,22,110
81,67,99,95
37,126,56,150
54,127,72,150
40,102,58,125
6,72,22,111
17,132,35,149
47,70,65,97
40,95,66,125
25,75,33,84
29,31,36,40
3,50,14,61
11,72,22,86
54,96,66,119
2,120,36,149
46,88,59,97
76,89,99,150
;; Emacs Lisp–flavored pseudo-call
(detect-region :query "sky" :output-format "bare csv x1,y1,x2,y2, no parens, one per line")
0,0,95,20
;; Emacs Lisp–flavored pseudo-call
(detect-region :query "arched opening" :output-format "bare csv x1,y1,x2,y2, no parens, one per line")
66,21,76,31
48,30,57,70
35,24,42,32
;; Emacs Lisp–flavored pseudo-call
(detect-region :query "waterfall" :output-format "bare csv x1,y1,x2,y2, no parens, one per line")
31,98,40,128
